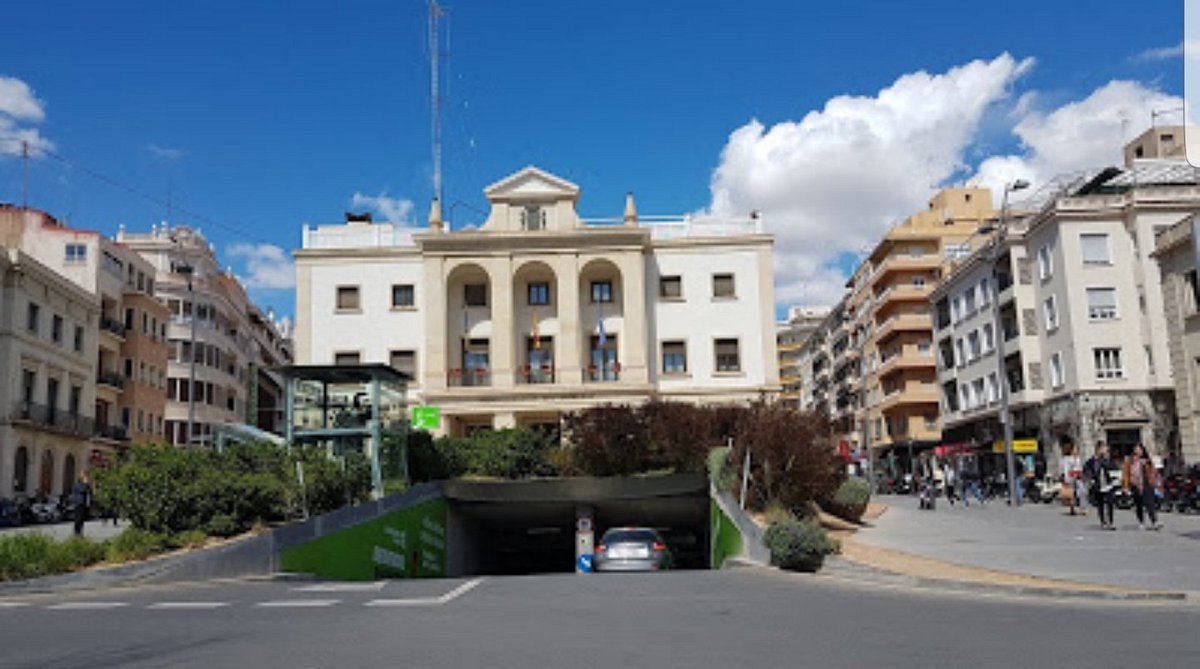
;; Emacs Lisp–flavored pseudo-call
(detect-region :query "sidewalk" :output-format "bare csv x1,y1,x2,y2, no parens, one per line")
0,519,125,542
841,495,1200,597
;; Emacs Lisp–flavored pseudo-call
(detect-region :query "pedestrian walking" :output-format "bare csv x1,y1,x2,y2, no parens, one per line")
960,454,985,506
1088,444,1119,530
1060,443,1085,516
943,460,959,506
917,452,936,510
1123,444,1162,530
70,471,92,537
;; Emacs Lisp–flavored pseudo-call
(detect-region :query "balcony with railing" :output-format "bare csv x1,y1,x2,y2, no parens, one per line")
100,316,127,340
94,423,130,442
96,371,127,390
585,362,621,383
518,364,556,385
10,401,95,438
447,367,492,388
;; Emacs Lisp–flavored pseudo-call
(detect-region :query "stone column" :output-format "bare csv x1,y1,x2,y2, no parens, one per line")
488,257,515,388
554,254,582,385
423,257,447,391
616,252,649,384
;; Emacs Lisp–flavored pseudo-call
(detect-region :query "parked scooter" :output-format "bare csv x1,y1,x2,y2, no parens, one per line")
30,499,62,524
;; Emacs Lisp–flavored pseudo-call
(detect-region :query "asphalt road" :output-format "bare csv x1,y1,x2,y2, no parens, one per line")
2,569,1197,668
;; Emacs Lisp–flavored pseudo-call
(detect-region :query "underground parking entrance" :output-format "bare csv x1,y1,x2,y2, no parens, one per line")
444,473,713,576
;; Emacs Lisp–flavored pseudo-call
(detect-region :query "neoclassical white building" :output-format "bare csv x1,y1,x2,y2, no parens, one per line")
295,167,780,435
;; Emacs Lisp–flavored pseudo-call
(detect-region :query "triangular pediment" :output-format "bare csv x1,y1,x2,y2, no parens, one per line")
484,166,580,202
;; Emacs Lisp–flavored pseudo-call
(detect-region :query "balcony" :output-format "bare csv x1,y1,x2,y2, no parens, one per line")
870,255,941,287
876,283,931,305
873,313,933,343
585,362,621,383
94,423,130,442
878,385,940,413
518,364,556,385
10,401,94,438
447,367,492,388
877,350,937,378
100,316,127,340
96,372,127,390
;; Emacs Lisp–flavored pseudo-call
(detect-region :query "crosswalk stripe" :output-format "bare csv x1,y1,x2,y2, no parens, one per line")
48,602,128,610
148,602,230,610
366,578,484,607
256,599,341,608
0,602,30,609
293,581,386,593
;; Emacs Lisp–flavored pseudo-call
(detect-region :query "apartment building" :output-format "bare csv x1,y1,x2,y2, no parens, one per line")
117,224,293,445
0,248,100,500
0,206,169,448
1152,215,1200,465
777,306,829,406
294,166,779,434
935,143,1196,471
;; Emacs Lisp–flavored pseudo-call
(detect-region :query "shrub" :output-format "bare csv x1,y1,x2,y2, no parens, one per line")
0,534,110,581
107,528,169,563
731,402,841,513
409,428,558,481
827,477,871,523
763,519,840,572
171,530,209,550
707,447,735,489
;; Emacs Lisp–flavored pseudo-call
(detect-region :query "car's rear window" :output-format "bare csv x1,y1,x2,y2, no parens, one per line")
603,529,658,544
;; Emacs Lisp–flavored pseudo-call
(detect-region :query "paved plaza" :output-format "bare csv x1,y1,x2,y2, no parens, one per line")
859,495,1200,594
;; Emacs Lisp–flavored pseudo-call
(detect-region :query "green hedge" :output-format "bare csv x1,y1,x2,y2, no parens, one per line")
827,477,871,523
763,519,839,572
408,428,558,481
0,534,107,581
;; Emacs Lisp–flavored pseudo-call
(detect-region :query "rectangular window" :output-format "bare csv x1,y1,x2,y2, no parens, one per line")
51,315,63,343
334,351,361,366
1080,233,1112,265
590,281,613,304
951,296,962,322
1087,287,1118,320
389,350,417,379
522,205,545,231
913,276,927,288
1043,295,1059,331
73,326,84,353
982,323,994,353
972,378,985,408
336,285,360,311
69,386,81,416
391,284,415,308
715,338,741,372
1038,243,1054,280
979,277,990,306
527,282,550,306
26,302,38,333
659,276,682,299
1094,347,1124,380
955,339,966,367
1050,352,1065,388
964,289,976,314
22,369,35,403
125,307,134,330
464,338,490,374
662,341,687,374
967,330,981,360
64,243,87,263
712,273,736,298
987,373,999,404
464,283,488,307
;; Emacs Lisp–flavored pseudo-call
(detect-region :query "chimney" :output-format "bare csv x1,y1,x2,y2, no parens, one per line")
428,197,444,232
623,191,638,226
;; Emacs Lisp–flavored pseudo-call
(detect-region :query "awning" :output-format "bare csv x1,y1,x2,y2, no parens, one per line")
934,442,974,457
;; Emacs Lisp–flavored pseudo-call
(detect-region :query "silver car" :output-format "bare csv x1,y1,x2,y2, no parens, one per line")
593,527,671,572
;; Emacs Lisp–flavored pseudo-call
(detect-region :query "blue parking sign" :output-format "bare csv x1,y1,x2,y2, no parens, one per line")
577,553,593,573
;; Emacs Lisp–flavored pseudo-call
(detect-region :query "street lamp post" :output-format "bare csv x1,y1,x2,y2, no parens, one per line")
988,179,1029,504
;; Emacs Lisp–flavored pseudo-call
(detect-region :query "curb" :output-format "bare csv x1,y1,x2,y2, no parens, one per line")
821,556,1189,602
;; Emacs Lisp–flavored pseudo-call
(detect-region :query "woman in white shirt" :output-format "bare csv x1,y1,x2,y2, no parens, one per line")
1060,444,1084,516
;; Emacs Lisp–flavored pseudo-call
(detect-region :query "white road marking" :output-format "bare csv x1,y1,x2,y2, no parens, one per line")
148,602,230,610
48,602,129,610
0,602,29,609
256,599,341,608
292,581,386,593
365,578,484,608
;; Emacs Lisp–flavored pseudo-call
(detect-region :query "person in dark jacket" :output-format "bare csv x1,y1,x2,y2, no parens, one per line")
70,471,92,536
1087,445,1119,530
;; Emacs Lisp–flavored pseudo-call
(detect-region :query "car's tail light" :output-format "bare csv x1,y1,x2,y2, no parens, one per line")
595,544,606,553
653,542,666,551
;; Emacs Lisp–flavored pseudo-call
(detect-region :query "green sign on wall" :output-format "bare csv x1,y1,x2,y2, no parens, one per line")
412,406,441,431
281,498,448,580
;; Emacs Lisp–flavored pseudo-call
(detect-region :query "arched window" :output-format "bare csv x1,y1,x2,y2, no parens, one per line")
62,454,76,497
13,447,28,494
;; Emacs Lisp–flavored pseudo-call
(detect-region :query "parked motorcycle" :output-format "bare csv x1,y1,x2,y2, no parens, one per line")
30,499,62,524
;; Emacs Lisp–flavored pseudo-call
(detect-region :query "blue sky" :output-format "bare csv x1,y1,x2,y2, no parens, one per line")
0,0,1186,318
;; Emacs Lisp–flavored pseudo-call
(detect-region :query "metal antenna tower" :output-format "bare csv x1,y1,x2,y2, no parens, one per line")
430,1,445,206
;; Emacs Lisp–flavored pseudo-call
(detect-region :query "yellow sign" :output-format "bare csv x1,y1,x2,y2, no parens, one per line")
992,439,1038,454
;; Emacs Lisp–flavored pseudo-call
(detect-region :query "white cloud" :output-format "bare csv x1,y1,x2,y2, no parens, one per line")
227,243,295,290
973,80,1183,199
350,191,415,225
147,143,186,160
1133,42,1184,62
704,53,1034,308
0,75,52,157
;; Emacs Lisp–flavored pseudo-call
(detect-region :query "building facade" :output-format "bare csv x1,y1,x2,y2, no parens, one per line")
117,225,293,446
1152,215,1200,465
777,306,829,407
935,151,1196,472
0,248,101,500
295,166,780,434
